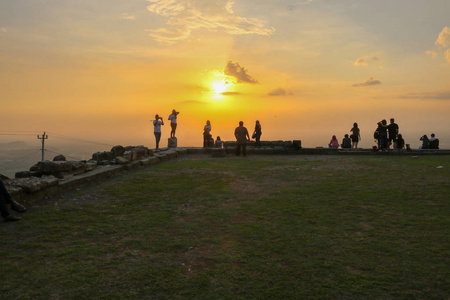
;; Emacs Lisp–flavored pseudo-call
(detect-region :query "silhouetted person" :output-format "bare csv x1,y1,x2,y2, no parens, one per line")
350,122,361,150
329,135,339,148
378,120,388,151
1,178,27,222
388,118,399,149
420,135,429,149
168,109,179,138
253,120,262,147
396,134,405,150
215,136,223,148
429,133,439,149
153,114,164,149
235,121,250,156
341,134,352,149
203,120,212,148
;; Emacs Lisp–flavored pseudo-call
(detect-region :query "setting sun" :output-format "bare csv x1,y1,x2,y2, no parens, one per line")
211,80,228,95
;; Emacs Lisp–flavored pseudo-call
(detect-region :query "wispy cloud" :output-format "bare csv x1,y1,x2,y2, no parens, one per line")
425,50,438,58
267,88,293,96
223,61,258,84
146,0,275,43
351,77,381,87
353,55,379,67
179,99,205,104
0,27,7,33
446,49,450,63
120,14,137,20
435,26,450,47
399,91,450,100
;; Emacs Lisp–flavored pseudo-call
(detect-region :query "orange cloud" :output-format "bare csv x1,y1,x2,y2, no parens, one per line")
146,0,275,43
435,26,450,47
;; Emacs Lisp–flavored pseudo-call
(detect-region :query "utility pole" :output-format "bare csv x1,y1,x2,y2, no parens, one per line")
37,132,48,161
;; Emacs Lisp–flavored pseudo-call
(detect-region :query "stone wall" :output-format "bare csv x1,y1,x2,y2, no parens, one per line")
4,146,187,202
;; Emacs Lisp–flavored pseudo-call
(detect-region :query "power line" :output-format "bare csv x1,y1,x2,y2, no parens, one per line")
47,132,114,147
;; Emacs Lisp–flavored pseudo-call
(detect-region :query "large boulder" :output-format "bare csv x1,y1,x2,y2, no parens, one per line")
53,154,66,161
92,151,115,162
111,145,125,157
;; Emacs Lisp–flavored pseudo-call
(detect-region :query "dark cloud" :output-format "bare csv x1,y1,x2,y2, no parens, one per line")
399,91,450,100
352,77,381,87
223,61,258,84
267,88,293,96
221,91,242,96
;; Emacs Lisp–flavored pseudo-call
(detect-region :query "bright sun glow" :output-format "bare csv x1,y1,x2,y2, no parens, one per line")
211,80,228,95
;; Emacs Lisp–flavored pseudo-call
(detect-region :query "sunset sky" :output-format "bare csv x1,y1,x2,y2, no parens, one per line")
1,0,449,150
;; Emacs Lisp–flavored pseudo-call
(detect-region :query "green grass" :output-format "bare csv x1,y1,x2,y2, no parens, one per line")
1,155,449,299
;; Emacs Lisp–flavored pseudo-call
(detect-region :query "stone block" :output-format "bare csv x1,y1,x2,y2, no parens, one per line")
168,137,177,148
115,156,129,165
292,140,302,150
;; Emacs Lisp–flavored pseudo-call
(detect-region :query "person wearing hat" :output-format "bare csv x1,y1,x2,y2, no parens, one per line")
388,118,399,149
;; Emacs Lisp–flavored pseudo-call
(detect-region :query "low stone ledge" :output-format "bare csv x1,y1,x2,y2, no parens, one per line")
140,156,160,166
212,148,226,157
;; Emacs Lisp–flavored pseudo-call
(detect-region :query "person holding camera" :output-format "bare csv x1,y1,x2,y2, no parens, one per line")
153,114,164,149
168,109,179,138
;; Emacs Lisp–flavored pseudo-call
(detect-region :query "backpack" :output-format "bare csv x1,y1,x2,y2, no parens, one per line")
374,130,380,139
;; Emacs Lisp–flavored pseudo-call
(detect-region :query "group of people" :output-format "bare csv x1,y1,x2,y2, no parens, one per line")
152,110,263,156
419,133,440,149
329,122,363,150
330,118,407,151
330,122,362,150
373,118,401,151
152,109,179,149
156,112,440,152
204,120,262,156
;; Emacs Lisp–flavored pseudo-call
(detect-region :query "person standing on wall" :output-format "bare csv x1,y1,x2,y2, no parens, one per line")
168,109,179,138
235,121,250,156
350,122,361,150
153,114,164,150
203,120,212,148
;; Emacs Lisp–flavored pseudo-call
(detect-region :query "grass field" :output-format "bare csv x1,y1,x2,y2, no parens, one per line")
1,154,449,299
